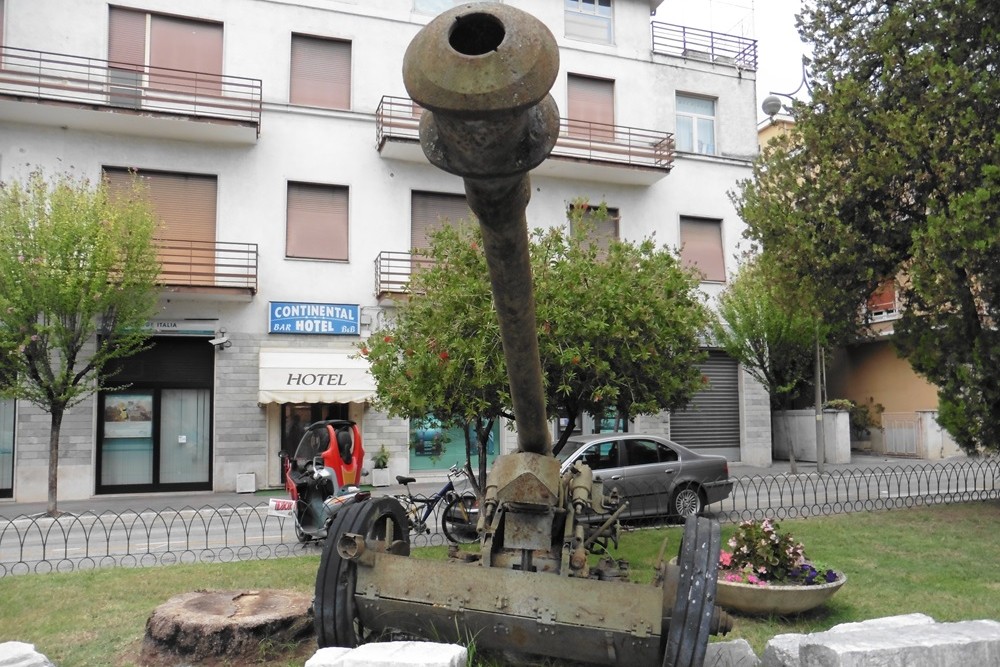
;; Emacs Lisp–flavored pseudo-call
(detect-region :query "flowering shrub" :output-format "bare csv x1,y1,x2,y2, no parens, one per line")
719,519,838,587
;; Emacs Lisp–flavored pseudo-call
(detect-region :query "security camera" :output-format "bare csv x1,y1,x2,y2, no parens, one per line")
208,336,230,347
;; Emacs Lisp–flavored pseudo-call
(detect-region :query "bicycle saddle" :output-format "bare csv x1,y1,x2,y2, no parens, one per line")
396,475,417,485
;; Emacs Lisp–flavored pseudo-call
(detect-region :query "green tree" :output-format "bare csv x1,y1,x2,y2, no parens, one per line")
711,254,816,411
0,171,161,514
735,0,1000,454
364,203,710,481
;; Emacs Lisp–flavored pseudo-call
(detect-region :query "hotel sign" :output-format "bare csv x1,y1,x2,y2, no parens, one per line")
269,302,359,335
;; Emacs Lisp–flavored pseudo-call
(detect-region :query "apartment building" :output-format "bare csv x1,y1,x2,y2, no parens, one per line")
0,0,771,502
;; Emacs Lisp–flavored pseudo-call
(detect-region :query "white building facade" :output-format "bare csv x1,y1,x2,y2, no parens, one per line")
0,0,771,503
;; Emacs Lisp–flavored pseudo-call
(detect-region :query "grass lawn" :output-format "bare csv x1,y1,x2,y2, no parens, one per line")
0,501,997,666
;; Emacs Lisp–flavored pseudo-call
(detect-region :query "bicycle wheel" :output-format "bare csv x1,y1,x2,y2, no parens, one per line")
441,494,479,545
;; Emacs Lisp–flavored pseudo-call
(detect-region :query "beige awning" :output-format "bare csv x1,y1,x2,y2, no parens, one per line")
258,348,375,404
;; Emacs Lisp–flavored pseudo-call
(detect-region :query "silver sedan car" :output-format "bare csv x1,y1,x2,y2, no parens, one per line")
556,433,733,520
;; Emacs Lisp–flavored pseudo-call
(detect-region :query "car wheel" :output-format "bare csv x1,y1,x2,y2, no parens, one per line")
670,485,704,519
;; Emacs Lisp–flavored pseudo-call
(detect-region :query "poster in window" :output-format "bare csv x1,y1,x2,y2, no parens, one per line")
103,392,154,438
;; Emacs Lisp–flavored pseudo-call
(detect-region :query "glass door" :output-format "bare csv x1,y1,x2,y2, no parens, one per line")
100,391,155,486
159,389,211,484
0,399,14,498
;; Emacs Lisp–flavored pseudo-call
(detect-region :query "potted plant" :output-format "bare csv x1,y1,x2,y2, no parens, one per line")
715,518,846,615
371,445,392,487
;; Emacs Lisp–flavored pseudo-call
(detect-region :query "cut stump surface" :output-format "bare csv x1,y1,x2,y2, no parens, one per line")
141,589,313,665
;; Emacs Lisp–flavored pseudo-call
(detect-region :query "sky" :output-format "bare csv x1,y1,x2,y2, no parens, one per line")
654,0,812,120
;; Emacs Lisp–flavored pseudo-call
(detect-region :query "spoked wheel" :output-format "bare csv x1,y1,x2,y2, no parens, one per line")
662,516,722,667
314,496,409,648
441,494,479,545
670,485,705,520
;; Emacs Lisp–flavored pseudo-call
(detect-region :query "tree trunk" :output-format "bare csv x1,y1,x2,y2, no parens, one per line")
47,407,64,517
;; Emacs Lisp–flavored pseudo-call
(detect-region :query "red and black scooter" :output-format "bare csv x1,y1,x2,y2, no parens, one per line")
271,419,369,542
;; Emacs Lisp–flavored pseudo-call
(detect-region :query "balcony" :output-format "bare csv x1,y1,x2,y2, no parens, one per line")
375,251,433,301
651,23,758,71
0,46,261,144
375,96,675,185
157,240,257,301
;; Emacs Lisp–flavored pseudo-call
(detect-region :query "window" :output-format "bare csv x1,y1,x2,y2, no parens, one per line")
680,216,725,282
567,74,615,141
104,168,218,287
410,191,475,250
103,168,217,244
286,182,349,261
580,440,621,471
108,7,223,99
676,94,717,155
570,203,619,256
290,34,351,110
565,0,613,44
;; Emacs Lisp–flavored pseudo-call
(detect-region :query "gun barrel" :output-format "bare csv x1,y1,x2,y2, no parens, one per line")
403,4,560,455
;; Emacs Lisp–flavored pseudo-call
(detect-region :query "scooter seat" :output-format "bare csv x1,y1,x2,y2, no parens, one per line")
396,475,417,485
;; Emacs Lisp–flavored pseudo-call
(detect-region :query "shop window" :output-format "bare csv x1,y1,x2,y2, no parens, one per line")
290,34,351,110
286,182,349,261
680,216,726,282
676,94,717,155
565,0,613,44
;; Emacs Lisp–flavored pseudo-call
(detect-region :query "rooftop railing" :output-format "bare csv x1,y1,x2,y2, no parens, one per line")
651,22,758,71
0,46,261,132
376,95,674,172
157,239,257,294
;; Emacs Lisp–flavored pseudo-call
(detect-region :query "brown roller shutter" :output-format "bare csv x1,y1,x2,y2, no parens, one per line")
290,34,351,110
286,183,349,261
103,169,217,244
108,7,146,68
149,14,223,94
410,191,475,250
680,216,726,282
567,74,615,140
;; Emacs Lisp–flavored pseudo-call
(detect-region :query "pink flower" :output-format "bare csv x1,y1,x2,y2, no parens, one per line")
719,551,732,567
724,573,742,582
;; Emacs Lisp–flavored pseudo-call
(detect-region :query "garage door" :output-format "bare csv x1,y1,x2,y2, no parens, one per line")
670,351,740,457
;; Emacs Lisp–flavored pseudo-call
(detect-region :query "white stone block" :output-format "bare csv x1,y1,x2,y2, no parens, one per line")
706,638,761,666
304,647,352,667
825,613,936,634
762,632,807,667
0,641,56,667
800,619,1000,667
307,642,467,667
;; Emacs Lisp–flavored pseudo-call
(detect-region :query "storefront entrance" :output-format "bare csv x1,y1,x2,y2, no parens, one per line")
96,337,214,493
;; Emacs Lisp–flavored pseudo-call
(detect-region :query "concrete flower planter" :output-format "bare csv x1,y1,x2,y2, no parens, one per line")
715,573,847,616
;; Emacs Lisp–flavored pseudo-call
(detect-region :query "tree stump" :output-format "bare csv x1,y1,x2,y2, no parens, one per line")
141,589,313,665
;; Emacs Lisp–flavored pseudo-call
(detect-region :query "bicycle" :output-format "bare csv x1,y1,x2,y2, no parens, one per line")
392,464,480,544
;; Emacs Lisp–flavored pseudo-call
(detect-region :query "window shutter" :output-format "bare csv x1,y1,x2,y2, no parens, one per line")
680,217,725,282
670,351,740,451
287,183,349,261
104,168,217,243
149,14,223,94
290,35,351,110
108,7,146,69
572,205,619,256
567,74,614,140
410,192,475,250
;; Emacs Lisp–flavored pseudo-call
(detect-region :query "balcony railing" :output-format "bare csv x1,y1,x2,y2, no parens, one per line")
375,251,434,298
651,23,758,71
0,46,261,132
157,240,257,295
376,95,675,172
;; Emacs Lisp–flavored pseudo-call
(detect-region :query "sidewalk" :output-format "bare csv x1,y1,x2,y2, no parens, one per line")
0,453,962,518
